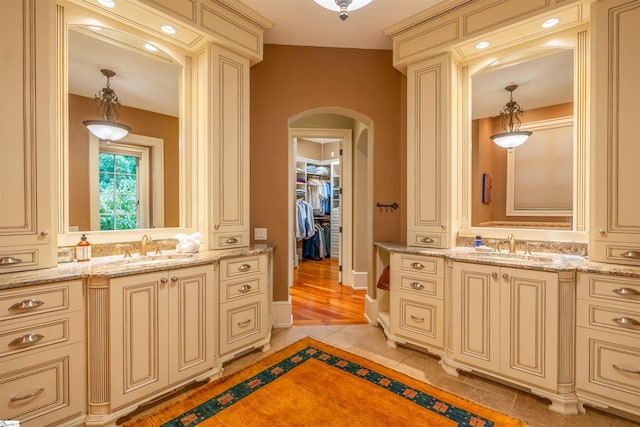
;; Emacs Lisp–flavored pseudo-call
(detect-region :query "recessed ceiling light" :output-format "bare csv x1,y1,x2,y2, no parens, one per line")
144,43,158,52
541,18,560,28
475,40,490,50
161,25,176,35
97,0,116,8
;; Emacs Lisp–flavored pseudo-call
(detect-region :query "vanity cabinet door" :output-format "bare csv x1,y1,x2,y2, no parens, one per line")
452,262,501,372
0,0,56,273
208,44,250,249
406,53,455,249
591,0,640,266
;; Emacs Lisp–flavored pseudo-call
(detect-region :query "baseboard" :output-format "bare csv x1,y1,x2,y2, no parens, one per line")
352,270,368,290
272,298,293,328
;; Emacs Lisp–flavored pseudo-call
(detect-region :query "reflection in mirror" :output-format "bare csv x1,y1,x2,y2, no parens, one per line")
471,49,574,230
67,26,180,232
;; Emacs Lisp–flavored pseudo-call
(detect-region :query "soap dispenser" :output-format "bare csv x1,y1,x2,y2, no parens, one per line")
76,234,91,262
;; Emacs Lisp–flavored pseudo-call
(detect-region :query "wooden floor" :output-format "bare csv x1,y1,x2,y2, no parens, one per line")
292,258,368,326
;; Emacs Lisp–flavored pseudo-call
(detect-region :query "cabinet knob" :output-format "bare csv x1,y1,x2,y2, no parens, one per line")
237,263,251,272
171,276,179,282
409,282,424,290
502,273,509,280
612,287,639,297
410,262,424,270
491,272,498,279
9,333,44,347
598,229,606,236
160,277,169,284
8,299,44,311
612,317,639,328
40,230,49,237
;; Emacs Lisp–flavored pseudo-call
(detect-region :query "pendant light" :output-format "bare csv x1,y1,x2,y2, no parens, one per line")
313,0,373,21
490,84,532,150
83,69,131,142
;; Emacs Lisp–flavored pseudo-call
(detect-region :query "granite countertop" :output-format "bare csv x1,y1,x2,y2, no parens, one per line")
0,244,276,291
375,242,640,278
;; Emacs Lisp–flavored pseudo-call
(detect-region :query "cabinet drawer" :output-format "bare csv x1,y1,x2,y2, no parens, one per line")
390,292,444,348
578,273,640,304
0,342,84,425
220,296,268,355
409,233,442,248
220,254,267,279
215,232,249,249
392,274,443,299
0,310,83,360
576,328,640,405
577,300,640,336
0,280,83,323
220,277,265,304
392,253,443,277
0,248,39,272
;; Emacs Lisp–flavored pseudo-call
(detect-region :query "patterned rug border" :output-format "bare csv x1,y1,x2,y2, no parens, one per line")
126,337,525,427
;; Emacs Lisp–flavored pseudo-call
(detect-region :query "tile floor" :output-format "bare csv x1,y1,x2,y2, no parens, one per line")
128,324,640,426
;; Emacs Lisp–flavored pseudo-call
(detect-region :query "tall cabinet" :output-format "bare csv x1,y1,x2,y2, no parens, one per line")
206,44,251,250
590,0,640,266
406,53,456,249
0,0,56,273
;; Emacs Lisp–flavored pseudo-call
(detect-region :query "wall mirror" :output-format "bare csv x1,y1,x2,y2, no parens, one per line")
58,5,196,245
459,27,589,241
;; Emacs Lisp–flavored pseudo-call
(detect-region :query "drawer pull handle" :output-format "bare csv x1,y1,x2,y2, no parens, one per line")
239,284,252,292
11,387,44,402
612,317,640,327
225,237,239,244
410,315,425,322
409,282,424,290
238,319,252,327
612,287,639,297
421,237,434,243
410,262,424,270
621,250,640,259
0,256,23,266
612,364,640,375
237,263,251,272
9,299,44,311
9,333,44,347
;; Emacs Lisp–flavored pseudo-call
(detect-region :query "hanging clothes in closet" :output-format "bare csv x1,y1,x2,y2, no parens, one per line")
295,199,314,240
302,222,331,261
307,179,331,215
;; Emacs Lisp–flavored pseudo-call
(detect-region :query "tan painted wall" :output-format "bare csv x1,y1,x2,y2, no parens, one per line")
68,94,180,230
250,45,406,301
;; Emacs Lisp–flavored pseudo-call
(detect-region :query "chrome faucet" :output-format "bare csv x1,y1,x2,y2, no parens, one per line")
140,234,153,256
506,233,516,254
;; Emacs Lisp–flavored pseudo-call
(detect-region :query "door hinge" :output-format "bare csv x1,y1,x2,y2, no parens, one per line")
339,188,343,195
339,148,343,156
339,226,342,233
339,265,343,272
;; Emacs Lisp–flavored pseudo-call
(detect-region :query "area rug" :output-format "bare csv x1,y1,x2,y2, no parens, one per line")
123,337,525,426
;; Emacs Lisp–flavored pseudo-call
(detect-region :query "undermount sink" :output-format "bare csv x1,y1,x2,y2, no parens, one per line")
469,251,556,263
114,253,195,267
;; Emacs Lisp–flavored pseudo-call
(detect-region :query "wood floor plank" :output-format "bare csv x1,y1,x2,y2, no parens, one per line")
292,258,367,326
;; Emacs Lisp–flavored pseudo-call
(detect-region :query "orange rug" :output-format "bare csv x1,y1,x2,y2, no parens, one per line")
123,337,525,426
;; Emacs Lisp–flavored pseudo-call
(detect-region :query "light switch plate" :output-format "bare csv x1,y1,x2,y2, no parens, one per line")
254,227,267,240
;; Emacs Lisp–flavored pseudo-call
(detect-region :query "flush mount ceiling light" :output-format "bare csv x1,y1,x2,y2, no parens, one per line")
490,84,532,150
160,24,176,35
97,0,115,8
83,69,131,142
475,40,491,50
313,0,373,21
541,17,560,28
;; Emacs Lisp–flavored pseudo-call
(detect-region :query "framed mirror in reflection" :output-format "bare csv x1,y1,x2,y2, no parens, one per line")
67,25,180,232
471,49,574,230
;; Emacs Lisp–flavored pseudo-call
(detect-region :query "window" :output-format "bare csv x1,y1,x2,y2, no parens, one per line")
99,147,141,230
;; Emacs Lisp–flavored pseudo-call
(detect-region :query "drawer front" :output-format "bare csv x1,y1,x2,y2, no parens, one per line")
392,253,443,277
409,232,443,248
578,274,640,304
0,280,83,323
220,277,265,304
576,328,640,405
0,311,83,360
392,274,443,299
390,292,444,348
0,342,84,425
220,296,268,355
577,300,640,337
220,254,267,280
214,232,249,249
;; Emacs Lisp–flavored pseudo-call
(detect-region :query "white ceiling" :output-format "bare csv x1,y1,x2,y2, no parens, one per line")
239,0,447,50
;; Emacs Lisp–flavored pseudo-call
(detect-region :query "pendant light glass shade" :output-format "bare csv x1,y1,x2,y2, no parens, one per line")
490,84,531,150
313,0,373,20
83,69,131,142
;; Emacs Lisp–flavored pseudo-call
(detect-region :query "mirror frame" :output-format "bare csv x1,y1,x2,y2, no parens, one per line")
57,4,198,246
458,26,589,242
